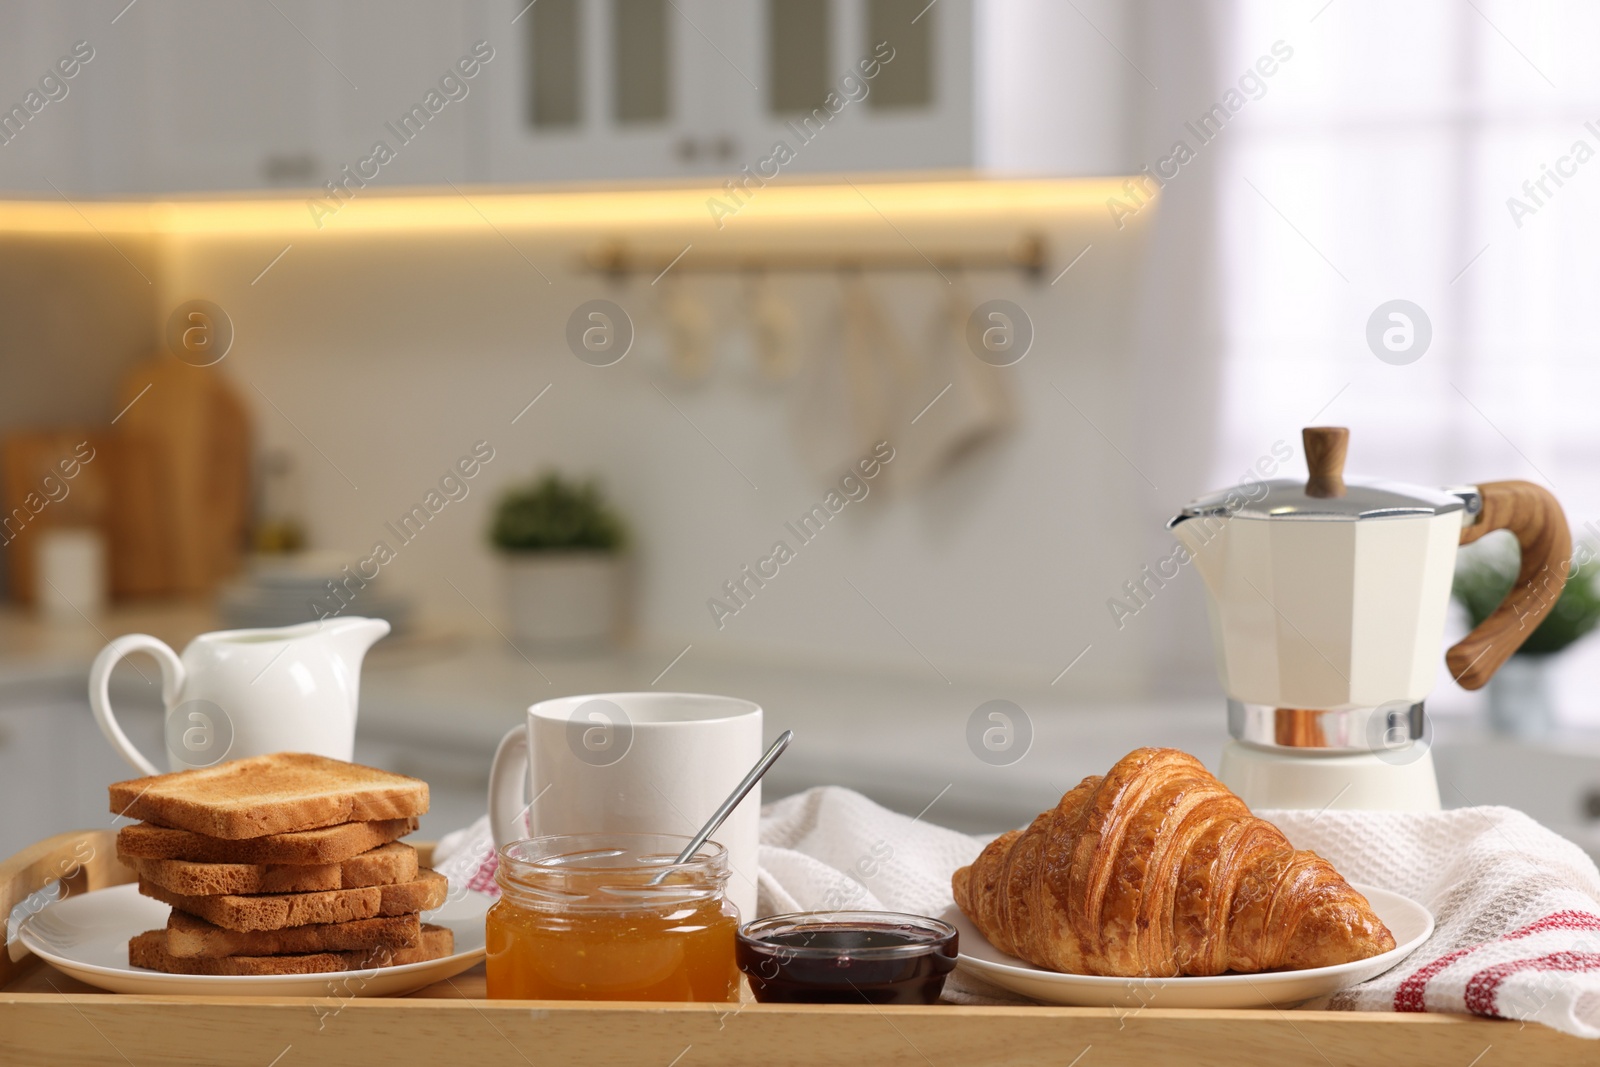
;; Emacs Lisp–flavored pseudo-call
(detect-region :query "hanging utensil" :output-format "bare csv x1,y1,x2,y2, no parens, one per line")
746,270,799,384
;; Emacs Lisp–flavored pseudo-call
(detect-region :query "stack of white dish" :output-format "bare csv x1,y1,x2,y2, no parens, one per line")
217,551,411,633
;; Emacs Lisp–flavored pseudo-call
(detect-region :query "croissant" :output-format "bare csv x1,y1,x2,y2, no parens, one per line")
953,747,1395,977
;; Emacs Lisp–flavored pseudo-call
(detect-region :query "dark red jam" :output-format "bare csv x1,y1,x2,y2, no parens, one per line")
736,912,958,1004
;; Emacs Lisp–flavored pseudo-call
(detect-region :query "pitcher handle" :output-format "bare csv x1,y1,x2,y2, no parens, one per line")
1447,480,1572,690
90,634,184,777
487,726,531,849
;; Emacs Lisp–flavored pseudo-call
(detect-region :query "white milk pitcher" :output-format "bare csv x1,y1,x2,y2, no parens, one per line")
89,617,390,775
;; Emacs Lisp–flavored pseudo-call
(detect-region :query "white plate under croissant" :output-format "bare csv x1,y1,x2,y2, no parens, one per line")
945,885,1433,1009
946,747,1435,1008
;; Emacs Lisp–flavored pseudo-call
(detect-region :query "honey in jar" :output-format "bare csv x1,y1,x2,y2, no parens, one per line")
486,832,739,1002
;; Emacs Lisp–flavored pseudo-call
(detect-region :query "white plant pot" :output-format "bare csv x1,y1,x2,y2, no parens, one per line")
1486,655,1558,740
501,552,626,650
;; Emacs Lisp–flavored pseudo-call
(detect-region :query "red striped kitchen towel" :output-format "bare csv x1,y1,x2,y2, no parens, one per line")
1266,805,1600,1036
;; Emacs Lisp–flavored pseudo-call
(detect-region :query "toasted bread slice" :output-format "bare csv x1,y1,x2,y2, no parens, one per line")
338,842,418,888
109,754,429,839
139,856,341,895
164,910,422,959
137,843,419,896
117,817,418,865
130,924,454,976
140,869,449,931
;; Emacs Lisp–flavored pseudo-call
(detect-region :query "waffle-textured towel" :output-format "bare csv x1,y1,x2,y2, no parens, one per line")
433,788,1600,1037
1265,805,1600,1034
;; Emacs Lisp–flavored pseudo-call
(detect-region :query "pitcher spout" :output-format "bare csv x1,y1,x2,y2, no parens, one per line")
319,615,391,670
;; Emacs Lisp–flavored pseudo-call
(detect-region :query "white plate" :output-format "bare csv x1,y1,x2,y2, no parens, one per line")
17,883,488,997
945,883,1433,1009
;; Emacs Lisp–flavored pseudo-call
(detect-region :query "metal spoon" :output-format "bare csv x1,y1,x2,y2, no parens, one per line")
656,729,792,880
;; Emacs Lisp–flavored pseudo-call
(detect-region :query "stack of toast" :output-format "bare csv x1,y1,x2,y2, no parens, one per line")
110,753,454,976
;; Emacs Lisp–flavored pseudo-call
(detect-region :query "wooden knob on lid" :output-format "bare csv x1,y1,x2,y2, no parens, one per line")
1303,427,1349,498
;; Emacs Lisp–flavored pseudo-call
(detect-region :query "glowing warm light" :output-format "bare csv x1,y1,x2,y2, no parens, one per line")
0,176,1134,239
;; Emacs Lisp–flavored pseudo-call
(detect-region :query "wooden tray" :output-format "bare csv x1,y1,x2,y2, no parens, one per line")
1,830,1587,1066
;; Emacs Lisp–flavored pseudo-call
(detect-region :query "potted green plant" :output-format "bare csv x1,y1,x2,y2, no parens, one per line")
1453,536,1600,738
490,473,629,649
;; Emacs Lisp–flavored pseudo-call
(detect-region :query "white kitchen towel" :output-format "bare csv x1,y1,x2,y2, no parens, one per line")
432,788,1600,1036
429,785,987,915
1266,806,1600,1034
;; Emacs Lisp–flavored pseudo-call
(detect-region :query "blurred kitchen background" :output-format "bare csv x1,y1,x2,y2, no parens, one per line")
4,1,1600,859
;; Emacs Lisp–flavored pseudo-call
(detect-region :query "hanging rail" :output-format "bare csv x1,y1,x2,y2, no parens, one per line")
580,232,1049,281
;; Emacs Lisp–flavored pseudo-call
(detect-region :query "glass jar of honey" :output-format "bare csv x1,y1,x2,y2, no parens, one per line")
486,832,740,1002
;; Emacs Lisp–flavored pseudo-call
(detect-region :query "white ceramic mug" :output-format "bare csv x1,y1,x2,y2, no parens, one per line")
488,692,763,919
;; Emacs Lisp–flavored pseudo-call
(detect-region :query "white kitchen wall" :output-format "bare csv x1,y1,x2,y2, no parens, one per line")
153,196,1187,698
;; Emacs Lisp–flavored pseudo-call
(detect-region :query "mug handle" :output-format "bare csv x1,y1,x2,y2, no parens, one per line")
1447,480,1572,690
89,634,185,777
488,725,531,848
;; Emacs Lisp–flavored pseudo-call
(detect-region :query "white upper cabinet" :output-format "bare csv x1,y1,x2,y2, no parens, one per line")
114,0,480,195
484,0,976,182
0,0,484,196
0,0,1129,195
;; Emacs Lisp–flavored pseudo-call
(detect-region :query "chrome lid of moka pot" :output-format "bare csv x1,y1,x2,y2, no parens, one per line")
1168,476,1478,525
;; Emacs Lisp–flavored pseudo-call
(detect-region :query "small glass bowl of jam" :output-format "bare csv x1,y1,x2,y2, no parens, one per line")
736,911,958,1004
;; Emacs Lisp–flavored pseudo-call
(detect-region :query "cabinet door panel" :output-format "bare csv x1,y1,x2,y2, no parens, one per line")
767,0,833,116
63,694,163,837
487,0,736,181
0,702,67,861
124,0,340,193
612,0,671,124
0,691,162,862
724,0,973,176
325,1,485,188
0,2,100,195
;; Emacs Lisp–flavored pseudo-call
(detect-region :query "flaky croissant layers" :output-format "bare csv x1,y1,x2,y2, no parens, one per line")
953,748,1396,977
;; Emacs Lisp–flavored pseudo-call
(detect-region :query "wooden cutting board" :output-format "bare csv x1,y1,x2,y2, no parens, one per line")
109,357,251,598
